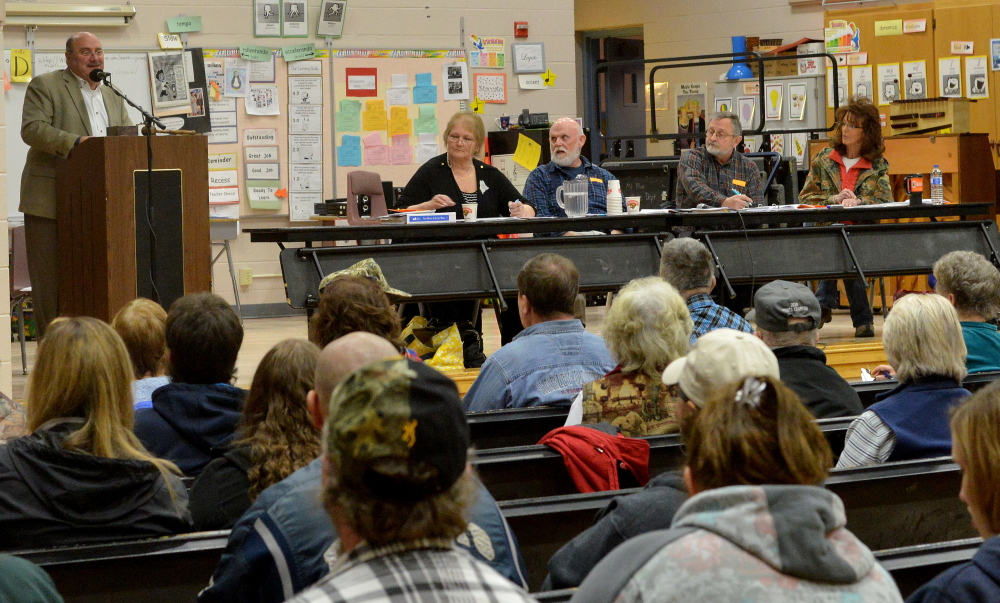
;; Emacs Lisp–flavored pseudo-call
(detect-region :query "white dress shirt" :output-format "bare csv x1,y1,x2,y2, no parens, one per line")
73,73,109,137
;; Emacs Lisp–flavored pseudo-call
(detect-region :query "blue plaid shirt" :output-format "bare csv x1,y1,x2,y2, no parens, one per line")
687,293,754,344
523,157,620,217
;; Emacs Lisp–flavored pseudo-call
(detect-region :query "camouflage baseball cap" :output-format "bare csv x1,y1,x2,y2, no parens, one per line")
324,357,469,501
319,258,411,300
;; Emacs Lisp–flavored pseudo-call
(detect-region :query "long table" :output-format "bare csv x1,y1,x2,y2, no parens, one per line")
269,219,1000,309
247,202,991,244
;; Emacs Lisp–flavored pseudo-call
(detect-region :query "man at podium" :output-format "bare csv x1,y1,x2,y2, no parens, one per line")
19,32,130,336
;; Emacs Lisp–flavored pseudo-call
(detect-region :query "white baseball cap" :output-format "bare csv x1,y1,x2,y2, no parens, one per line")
661,328,779,407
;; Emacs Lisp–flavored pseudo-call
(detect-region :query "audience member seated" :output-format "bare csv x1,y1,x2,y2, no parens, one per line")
308,274,410,355
933,250,1000,373
573,376,903,603
749,280,863,418
565,277,692,436
543,327,778,590
907,380,1000,602
134,293,246,476
189,339,320,531
285,357,535,603
659,238,752,343
0,317,191,550
111,297,170,408
0,393,27,442
464,253,615,412
199,333,529,603
838,294,970,468
0,554,64,603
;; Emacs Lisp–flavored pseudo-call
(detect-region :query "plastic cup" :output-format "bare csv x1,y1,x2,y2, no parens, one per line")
626,196,641,214
462,203,478,221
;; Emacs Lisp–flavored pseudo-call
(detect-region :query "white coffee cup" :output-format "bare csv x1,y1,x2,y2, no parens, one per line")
626,196,641,214
462,202,478,222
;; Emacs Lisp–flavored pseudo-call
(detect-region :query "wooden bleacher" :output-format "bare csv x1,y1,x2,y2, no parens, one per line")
500,456,975,590
14,457,975,599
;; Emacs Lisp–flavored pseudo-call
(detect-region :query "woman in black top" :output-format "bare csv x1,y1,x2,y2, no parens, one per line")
399,111,535,219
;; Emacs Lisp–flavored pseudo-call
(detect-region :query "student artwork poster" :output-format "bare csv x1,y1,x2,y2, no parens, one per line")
149,52,190,111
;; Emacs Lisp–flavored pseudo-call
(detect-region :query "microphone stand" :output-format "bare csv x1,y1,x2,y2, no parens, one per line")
99,72,164,304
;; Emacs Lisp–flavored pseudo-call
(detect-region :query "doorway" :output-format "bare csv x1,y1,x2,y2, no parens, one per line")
580,28,646,163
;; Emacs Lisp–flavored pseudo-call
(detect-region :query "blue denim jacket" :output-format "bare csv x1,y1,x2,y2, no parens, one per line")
463,319,616,412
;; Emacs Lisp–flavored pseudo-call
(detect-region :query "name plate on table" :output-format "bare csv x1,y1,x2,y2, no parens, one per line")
406,213,456,224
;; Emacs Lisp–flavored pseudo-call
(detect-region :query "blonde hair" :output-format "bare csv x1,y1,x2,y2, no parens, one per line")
951,381,1000,537
112,298,168,379
28,317,181,480
933,251,1000,320
884,294,967,383
604,277,691,379
443,111,486,157
686,375,832,491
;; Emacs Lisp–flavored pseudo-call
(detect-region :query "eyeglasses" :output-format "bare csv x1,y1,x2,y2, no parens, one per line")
448,134,476,145
705,129,735,139
73,49,104,58
838,122,863,130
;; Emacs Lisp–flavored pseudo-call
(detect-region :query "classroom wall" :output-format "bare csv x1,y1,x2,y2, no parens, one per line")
576,0,827,156
8,0,578,311
0,1,12,396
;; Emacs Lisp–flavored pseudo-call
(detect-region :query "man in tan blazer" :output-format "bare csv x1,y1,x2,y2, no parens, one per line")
20,32,130,336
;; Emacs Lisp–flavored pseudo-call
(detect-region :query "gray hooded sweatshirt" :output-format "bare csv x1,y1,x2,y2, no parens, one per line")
615,484,903,603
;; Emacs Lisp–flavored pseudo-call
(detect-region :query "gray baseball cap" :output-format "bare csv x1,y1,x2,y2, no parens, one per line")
747,280,821,333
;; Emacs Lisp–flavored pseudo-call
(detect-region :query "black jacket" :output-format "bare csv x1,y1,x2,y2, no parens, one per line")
774,345,864,418
188,443,253,531
543,469,688,590
134,383,247,476
0,419,191,551
397,153,530,218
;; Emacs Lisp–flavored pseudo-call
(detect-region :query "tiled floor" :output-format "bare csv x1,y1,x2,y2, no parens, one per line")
9,306,880,402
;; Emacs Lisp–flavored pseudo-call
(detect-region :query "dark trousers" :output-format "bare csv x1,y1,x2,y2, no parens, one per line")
24,214,59,337
816,278,874,327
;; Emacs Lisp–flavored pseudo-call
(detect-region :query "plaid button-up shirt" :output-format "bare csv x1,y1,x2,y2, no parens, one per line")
289,539,536,603
674,147,764,208
523,157,620,217
687,293,754,344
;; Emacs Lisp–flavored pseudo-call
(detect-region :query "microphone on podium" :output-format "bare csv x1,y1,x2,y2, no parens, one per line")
89,68,110,83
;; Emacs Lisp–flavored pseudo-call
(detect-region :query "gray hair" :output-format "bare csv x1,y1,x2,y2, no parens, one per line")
604,277,692,379
659,238,715,293
709,111,742,138
884,294,967,384
758,328,817,348
933,251,1000,320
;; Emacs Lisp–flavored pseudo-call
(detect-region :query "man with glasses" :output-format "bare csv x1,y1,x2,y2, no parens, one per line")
674,111,763,210
20,32,130,336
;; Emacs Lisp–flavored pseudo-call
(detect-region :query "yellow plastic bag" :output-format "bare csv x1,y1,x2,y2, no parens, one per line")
401,316,466,370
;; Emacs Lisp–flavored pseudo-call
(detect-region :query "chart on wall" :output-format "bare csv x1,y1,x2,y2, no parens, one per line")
331,50,464,198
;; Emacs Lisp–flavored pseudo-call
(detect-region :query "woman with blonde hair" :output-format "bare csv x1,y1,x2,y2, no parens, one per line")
188,338,321,530
908,380,1000,602
566,277,692,436
0,317,191,550
112,297,170,408
574,376,903,602
838,294,971,468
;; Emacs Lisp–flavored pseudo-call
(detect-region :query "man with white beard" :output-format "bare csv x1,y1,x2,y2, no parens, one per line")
523,118,621,218
674,111,763,209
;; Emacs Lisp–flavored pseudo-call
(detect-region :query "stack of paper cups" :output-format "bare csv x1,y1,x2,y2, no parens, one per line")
606,185,623,216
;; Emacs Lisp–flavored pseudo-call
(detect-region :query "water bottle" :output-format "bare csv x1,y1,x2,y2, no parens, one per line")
930,165,944,204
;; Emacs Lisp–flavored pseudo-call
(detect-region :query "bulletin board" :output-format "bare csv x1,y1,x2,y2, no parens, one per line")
201,48,333,221
3,50,153,221
331,50,465,199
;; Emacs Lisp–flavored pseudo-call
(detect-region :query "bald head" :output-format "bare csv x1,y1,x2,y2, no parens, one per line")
314,332,399,411
549,118,586,168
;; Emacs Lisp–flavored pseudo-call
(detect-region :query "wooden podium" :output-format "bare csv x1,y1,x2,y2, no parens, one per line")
56,135,211,322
